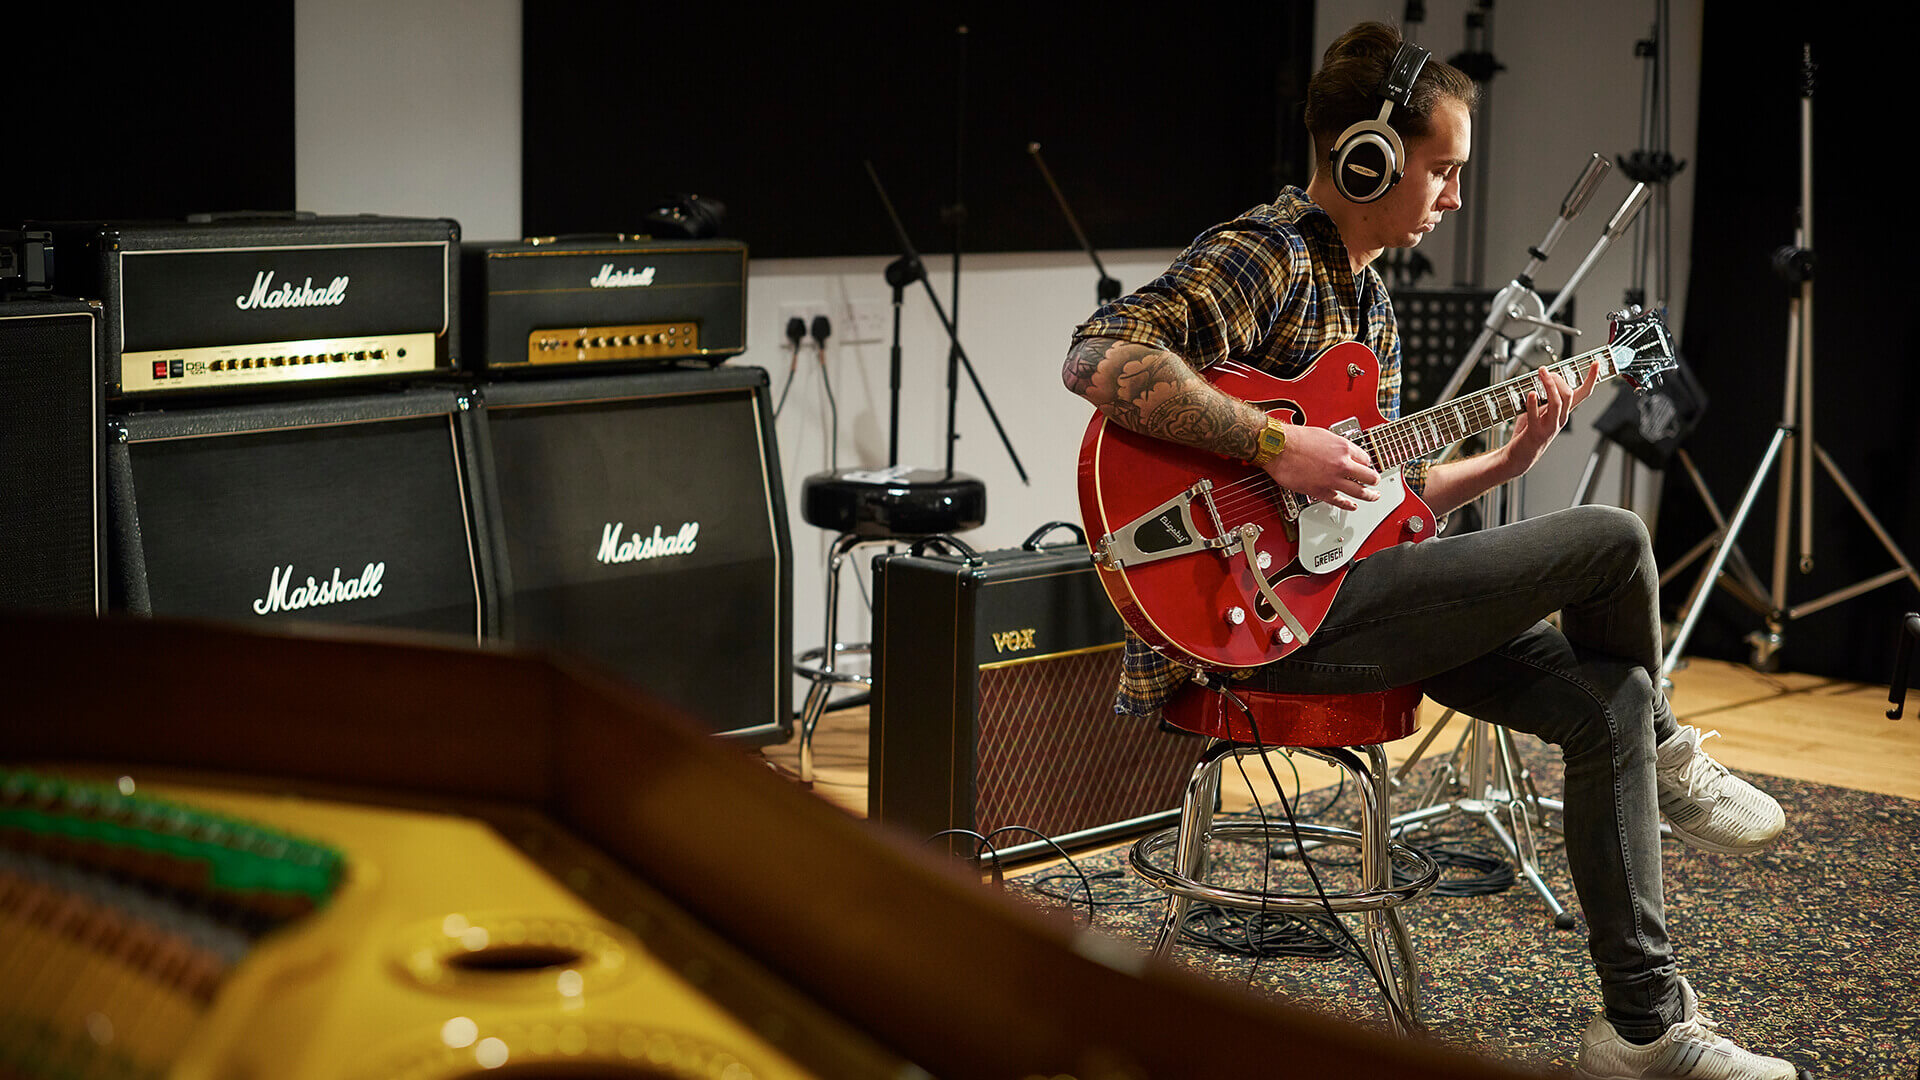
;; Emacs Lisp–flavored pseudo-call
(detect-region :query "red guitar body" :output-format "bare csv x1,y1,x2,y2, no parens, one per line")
1077,342,1435,671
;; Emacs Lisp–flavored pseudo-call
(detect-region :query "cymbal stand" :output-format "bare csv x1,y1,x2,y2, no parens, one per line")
1661,45,1920,678
1390,162,1651,929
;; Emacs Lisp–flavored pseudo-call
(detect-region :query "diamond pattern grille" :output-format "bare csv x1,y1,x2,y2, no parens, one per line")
973,648,1198,839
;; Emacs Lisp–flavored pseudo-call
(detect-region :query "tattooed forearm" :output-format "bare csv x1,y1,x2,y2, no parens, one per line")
1062,337,1265,460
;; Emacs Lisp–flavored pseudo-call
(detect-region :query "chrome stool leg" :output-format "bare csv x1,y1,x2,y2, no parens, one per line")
1134,739,1438,1034
1150,739,1231,959
794,533,872,784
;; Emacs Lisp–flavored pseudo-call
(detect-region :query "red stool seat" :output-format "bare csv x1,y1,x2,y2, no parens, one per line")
1161,681,1423,748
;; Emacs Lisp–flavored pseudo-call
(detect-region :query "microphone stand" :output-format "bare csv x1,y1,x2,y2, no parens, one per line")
864,159,1030,486
1433,155,1619,409
1028,142,1121,305
883,255,923,468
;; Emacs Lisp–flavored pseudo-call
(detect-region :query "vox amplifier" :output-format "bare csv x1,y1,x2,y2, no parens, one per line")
34,214,459,398
461,236,746,372
870,526,1201,861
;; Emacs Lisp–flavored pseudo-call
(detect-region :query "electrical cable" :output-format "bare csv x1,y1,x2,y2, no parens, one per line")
774,316,805,419
925,828,1002,881
982,825,1100,927
1228,684,1415,1033
811,314,838,470
927,825,1100,928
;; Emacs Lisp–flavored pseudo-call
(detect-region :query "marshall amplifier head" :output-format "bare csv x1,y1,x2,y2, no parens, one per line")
33,213,460,398
461,236,746,373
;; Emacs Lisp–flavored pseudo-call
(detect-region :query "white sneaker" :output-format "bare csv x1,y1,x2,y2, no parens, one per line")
1576,979,1796,1079
1655,725,1785,855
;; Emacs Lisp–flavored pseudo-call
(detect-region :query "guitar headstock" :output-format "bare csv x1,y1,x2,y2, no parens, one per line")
1600,306,1678,393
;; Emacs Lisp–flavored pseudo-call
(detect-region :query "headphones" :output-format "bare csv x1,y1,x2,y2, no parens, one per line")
1329,41,1431,204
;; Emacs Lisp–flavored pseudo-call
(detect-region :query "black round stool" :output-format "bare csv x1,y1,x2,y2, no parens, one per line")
793,466,985,782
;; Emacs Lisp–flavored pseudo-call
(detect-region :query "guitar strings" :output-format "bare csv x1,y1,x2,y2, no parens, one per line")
1195,323,1660,525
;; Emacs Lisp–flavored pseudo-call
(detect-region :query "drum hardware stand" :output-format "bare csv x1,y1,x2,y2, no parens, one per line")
1392,159,1652,929
1661,45,1920,679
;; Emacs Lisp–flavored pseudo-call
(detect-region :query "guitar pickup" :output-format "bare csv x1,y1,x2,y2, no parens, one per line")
1094,480,1232,569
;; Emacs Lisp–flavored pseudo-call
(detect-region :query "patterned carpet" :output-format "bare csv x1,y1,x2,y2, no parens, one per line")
1003,737,1920,1079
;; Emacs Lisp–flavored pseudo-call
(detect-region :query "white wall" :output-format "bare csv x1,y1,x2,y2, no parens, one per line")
295,0,522,240
293,1,1703,711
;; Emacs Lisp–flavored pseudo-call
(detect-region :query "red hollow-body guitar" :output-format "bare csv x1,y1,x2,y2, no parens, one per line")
1077,308,1675,671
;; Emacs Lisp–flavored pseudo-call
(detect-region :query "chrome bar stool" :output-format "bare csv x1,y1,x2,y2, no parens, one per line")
1130,680,1440,1035
793,466,984,782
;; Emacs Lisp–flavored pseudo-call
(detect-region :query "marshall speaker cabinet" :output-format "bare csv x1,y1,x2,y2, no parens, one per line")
870,527,1202,860
461,236,746,372
35,214,460,398
108,388,490,640
468,365,791,741
0,297,106,613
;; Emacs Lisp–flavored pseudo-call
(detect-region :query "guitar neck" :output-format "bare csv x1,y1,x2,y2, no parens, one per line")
1362,349,1615,471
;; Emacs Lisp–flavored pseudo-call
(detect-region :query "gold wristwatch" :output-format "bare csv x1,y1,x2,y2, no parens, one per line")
1249,416,1288,466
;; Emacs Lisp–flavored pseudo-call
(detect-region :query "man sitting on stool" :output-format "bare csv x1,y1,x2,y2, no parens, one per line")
1061,21,1791,1079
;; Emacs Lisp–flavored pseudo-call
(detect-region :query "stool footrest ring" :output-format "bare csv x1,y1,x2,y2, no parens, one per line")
1130,821,1440,915
794,643,874,687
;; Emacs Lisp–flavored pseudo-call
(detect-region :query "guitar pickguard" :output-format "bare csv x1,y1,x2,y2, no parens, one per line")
1297,467,1406,573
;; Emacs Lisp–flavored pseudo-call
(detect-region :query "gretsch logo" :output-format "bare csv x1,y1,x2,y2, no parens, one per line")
1313,547,1345,568
589,264,657,288
597,522,699,564
253,562,385,615
991,628,1038,654
235,270,350,310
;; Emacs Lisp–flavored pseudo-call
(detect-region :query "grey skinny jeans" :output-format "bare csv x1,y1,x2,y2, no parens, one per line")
1252,503,1683,1039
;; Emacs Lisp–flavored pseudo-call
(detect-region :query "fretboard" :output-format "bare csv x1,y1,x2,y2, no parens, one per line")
1360,352,1611,470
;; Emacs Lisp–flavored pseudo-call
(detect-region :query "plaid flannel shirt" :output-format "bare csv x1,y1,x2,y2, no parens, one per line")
1072,187,1426,719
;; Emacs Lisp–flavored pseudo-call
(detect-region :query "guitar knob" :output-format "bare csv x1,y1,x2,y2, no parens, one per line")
1272,626,1295,645
1257,550,1272,571
1225,607,1246,625
1408,516,1426,534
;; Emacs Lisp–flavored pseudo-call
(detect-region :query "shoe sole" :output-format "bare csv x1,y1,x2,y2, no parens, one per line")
1662,816,1780,856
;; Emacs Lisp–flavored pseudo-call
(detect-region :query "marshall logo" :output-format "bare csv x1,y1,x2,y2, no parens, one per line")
253,562,385,615
235,270,350,311
1313,546,1345,568
597,521,699,564
589,264,657,289
991,628,1038,654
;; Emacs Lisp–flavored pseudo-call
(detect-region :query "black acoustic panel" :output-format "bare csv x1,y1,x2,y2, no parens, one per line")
0,299,104,613
477,366,791,740
111,389,485,639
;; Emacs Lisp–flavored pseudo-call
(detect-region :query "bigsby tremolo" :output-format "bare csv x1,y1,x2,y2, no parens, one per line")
1094,478,1312,647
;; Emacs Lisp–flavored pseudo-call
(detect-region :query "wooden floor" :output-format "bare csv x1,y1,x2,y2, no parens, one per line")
758,658,1920,828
